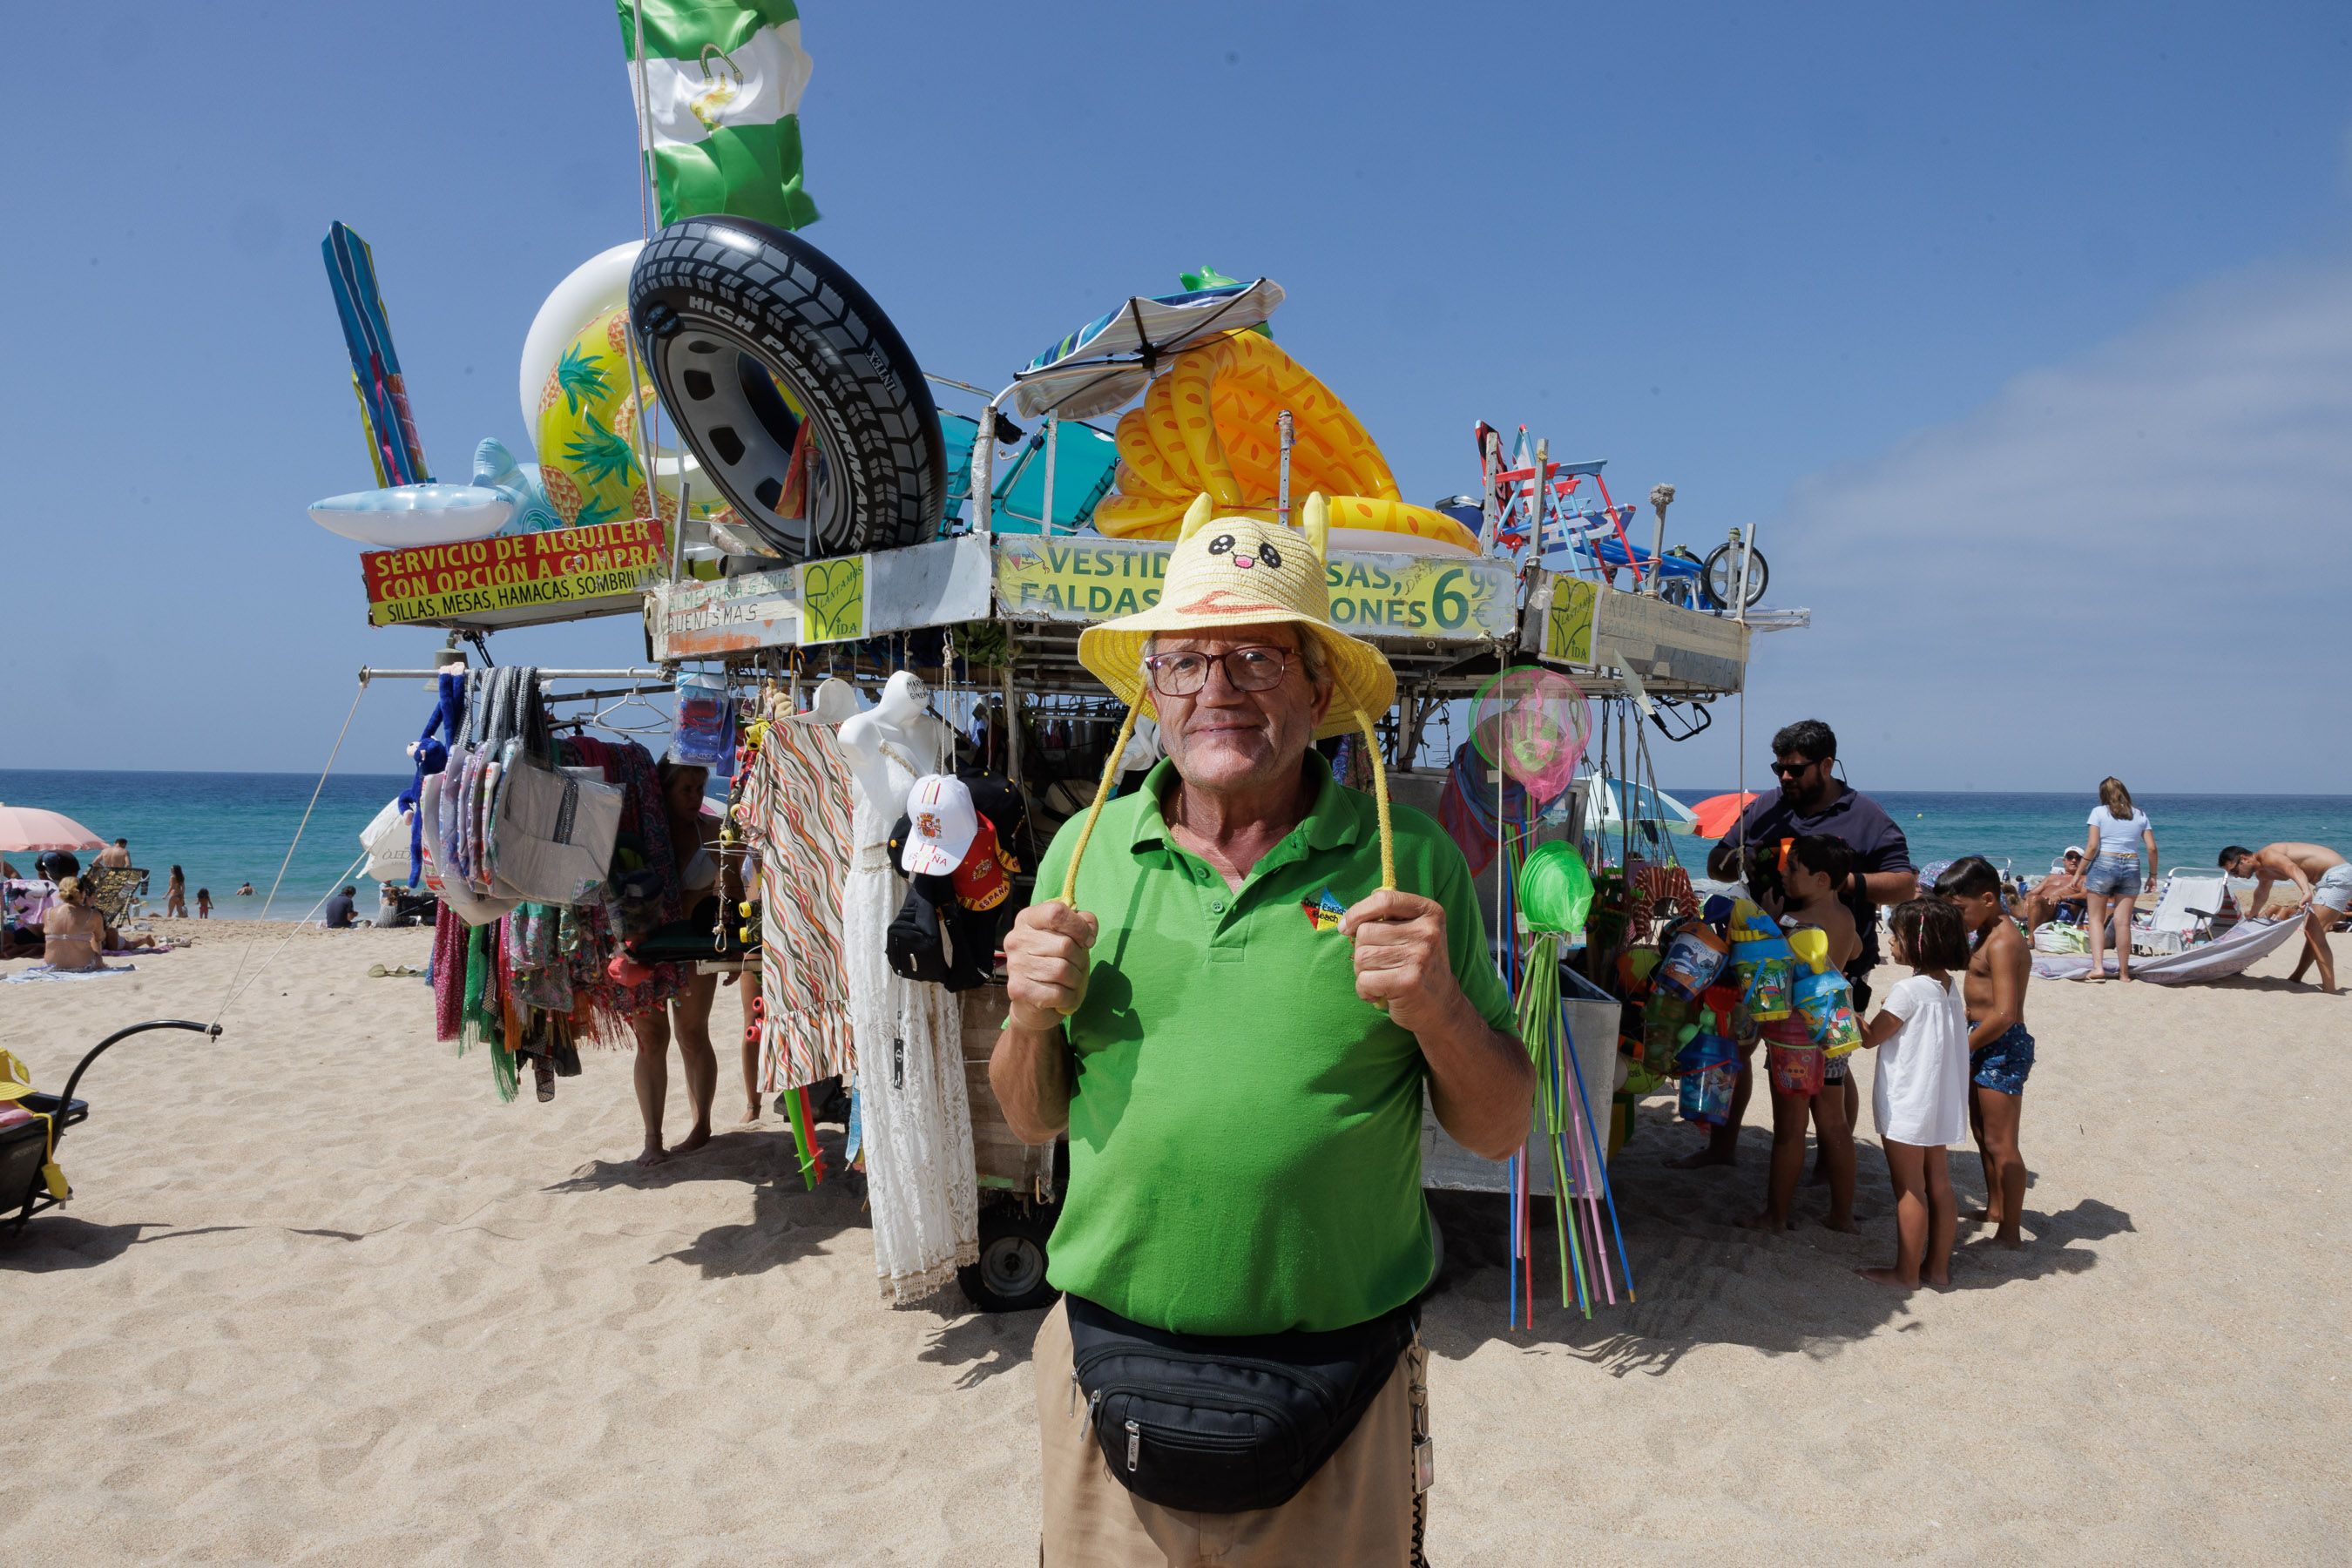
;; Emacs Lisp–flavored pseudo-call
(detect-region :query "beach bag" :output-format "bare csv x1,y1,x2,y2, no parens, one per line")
1066,1294,1416,1515
490,759,623,907
418,773,518,926
360,799,414,884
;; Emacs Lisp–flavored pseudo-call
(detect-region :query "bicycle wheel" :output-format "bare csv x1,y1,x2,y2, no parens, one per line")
1702,541,1768,610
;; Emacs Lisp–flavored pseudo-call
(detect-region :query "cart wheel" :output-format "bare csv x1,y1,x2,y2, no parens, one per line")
629,216,943,562
1701,541,1768,610
958,1205,1059,1313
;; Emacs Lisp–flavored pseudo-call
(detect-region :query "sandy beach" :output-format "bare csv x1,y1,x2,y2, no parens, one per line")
3,921,2346,1565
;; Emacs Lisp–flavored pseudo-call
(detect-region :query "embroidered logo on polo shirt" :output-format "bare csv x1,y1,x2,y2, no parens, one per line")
1300,888,1348,931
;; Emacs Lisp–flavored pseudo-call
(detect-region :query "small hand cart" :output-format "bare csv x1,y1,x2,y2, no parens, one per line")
3,1019,221,1233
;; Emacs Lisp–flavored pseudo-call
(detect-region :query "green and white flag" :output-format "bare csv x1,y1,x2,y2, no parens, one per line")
618,0,818,231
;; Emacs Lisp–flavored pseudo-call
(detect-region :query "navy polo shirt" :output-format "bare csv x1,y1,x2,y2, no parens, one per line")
1727,784,1915,974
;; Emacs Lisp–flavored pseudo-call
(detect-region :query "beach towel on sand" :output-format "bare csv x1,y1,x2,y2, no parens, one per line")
6,963,136,983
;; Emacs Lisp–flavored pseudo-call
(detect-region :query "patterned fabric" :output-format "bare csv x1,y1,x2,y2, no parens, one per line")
743,696,859,1091
567,736,685,1024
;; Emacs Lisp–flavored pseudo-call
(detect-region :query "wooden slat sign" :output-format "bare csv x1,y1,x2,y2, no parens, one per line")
646,570,800,660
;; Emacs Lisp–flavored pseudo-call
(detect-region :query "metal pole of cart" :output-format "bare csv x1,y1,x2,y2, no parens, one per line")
1646,483,1674,597
1040,413,1058,536
1277,409,1294,530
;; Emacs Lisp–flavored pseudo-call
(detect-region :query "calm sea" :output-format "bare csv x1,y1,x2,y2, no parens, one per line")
2,769,414,920
3,771,2346,921
1671,788,2352,882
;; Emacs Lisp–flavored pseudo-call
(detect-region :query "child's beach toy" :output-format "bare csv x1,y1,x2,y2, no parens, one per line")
1617,947,1660,997
1091,331,1481,553
1640,990,1693,1076
1675,1004,1740,1128
1762,1019,1824,1097
1788,927,1863,1055
1728,899,1794,1020
1516,841,1595,935
1656,918,1730,1000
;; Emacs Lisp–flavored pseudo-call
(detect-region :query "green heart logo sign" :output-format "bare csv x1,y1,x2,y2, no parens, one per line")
801,558,866,644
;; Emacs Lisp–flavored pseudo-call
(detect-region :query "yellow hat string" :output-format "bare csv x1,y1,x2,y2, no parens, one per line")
1058,702,1139,907
1355,706,1396,894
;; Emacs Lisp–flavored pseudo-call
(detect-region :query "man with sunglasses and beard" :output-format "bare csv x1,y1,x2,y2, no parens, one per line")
1674,719,1918,1170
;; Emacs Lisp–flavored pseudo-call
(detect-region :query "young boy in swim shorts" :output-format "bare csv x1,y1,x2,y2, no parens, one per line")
1743,836,1861,1233
1935,856,2032,1249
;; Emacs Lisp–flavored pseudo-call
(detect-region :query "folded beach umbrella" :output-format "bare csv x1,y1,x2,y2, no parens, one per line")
0,805,105,854
1011,278,1285,420
1691,791,1758,840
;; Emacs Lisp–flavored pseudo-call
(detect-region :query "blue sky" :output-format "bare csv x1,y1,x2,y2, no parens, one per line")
3,1,2349,792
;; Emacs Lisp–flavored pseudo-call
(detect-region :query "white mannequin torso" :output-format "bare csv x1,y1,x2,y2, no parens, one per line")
836,672,949,828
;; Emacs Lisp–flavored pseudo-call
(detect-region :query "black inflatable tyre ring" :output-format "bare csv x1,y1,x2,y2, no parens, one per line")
630,217,943,560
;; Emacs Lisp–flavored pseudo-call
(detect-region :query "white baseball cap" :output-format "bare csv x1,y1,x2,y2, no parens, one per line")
901,774,979,876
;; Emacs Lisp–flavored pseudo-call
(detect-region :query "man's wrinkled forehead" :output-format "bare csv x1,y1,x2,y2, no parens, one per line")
1153,624,1302,652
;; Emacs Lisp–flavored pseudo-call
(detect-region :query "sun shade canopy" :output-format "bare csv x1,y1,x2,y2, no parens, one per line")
1011,278,1285,421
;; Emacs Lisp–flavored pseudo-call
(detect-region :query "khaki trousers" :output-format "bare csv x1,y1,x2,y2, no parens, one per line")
1033,1297,1430,1566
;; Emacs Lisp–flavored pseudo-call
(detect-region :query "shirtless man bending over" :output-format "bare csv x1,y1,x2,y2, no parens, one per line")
2219,842,2349,994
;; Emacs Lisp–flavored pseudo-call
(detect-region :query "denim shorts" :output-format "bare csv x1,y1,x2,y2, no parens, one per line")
2083,855,2139,896
1970,1023,2035,1095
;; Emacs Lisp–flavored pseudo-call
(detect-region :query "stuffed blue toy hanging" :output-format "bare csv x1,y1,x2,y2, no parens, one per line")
398,671,465,887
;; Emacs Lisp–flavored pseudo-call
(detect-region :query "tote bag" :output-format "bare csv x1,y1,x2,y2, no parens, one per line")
489,758,623,907
418,772,519,926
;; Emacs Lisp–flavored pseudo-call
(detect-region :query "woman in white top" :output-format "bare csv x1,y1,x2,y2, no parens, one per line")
2079,776,2158,983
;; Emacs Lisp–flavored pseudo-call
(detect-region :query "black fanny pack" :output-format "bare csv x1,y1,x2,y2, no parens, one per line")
1066,1294,1415,1515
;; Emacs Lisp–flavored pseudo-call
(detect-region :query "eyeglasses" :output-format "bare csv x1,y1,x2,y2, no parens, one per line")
1142,646,1293,698
1769,756,1820,778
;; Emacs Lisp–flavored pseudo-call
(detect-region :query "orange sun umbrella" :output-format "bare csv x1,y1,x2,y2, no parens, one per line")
0,804,106,854
1692,792,1759,840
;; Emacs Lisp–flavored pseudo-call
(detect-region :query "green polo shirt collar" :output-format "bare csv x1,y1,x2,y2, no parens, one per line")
1124,757,1363,864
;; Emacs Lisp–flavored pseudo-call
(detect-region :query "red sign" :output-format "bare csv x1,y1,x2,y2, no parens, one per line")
362,519,666,627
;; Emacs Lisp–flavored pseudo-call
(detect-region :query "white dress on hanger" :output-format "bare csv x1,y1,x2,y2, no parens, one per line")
841,727,977,1304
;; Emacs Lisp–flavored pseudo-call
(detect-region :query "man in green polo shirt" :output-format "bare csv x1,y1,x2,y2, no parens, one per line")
992,498,1532,1565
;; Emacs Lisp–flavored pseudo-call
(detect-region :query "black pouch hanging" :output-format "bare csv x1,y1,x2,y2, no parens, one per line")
884,883,950,983
1065,1294,1415,1515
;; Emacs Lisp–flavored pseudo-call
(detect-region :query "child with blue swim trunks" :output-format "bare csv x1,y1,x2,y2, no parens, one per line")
1936,857,2033,1251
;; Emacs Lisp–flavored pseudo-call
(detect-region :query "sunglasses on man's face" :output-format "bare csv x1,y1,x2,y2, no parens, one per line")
1769,756,1820,778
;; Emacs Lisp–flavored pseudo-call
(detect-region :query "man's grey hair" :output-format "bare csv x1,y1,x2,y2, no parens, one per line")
1144,629,1331,689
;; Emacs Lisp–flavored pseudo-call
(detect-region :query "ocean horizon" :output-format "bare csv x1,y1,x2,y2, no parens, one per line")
5,767,2345,923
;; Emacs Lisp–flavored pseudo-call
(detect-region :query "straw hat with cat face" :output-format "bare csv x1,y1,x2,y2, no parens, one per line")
1059,492,1401,907
1076,492,1396,738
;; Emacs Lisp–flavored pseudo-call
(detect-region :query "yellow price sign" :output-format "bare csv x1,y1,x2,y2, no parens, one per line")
800,556,867,644
1544,578,1598,665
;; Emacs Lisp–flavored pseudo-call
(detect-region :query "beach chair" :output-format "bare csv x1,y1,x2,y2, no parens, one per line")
78,867,146,929
989,420,1120,534
2133,870,2230,955
936,411,1120,535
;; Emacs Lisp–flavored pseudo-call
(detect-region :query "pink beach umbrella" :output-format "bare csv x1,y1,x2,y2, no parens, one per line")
0,804,106,854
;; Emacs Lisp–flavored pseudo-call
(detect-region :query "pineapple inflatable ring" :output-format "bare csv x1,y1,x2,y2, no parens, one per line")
1092,330,1481,554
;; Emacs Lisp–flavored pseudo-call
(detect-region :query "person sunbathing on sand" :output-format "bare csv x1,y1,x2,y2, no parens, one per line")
41,877,113,972
2220,843,2348,995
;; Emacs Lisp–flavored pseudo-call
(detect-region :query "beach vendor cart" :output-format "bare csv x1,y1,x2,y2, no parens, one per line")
332,231,1803,1316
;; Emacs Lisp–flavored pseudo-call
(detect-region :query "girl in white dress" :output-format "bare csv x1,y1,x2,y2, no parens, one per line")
1856,898,1972,1291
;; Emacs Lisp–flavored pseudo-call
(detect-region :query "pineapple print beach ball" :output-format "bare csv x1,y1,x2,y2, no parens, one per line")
535,306,645,529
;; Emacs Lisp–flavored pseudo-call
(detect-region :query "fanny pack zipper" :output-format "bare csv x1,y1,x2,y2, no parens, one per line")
1071,1344,1345,1421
